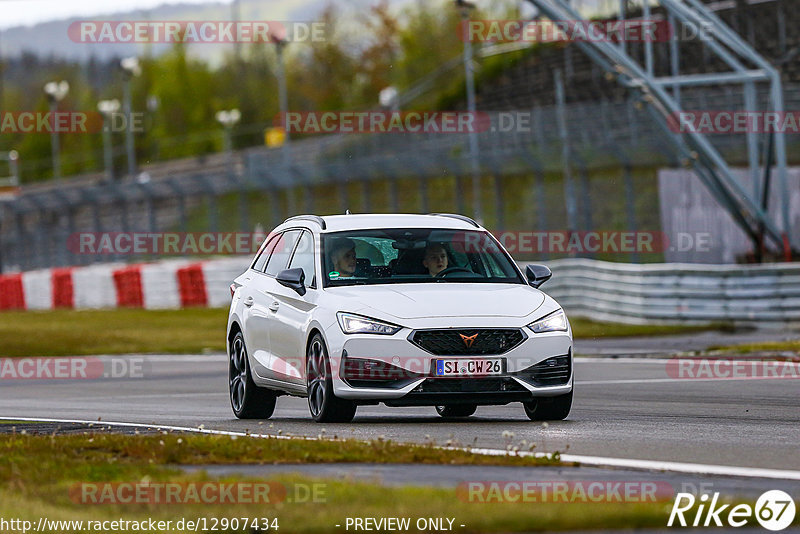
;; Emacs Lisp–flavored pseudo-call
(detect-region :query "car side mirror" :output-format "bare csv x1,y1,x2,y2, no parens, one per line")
526,264,552,288
276,268,306,296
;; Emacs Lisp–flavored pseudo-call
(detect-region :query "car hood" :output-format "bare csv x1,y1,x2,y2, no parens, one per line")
326,283,546,320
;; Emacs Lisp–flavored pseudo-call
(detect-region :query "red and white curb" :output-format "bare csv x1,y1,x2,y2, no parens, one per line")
0,257,249,311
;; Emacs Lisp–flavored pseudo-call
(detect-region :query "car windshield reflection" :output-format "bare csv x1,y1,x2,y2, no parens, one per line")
322,228,524,287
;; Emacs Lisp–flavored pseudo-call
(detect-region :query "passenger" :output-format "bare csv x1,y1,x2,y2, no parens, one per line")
329,238,357,277
423,243,449,277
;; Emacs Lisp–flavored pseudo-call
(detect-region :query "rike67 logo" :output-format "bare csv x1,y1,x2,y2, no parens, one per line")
668,490,796,530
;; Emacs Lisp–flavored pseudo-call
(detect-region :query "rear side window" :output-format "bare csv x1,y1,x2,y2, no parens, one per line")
252,233,281,272
265,230,302,276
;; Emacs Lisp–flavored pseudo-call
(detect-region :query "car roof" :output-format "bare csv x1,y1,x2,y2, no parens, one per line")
279,213,483,233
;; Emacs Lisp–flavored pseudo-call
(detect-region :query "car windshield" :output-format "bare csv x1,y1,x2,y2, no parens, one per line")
322,228,524,287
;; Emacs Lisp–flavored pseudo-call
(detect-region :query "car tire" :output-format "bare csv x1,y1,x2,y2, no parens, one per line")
306,333,357,423
229,331,277,419
523,391,572,421
435,405,477,418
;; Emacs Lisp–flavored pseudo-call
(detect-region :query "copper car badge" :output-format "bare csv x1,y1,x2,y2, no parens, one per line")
459,333,479,348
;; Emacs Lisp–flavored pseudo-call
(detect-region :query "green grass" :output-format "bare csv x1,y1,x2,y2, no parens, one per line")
0,308,227,357
0,432,685,533
0,432,566,468
707,340,800,355
0,309,732,358
569,318,731,339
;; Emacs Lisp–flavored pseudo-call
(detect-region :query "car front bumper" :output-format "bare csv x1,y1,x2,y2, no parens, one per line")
326,325,573,403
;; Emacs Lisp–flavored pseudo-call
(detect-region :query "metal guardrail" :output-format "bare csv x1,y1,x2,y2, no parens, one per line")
6,253,799,325
537,258,800,324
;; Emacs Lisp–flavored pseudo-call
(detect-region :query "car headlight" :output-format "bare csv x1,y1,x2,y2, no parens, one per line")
528,310,568,333
337,312,402,335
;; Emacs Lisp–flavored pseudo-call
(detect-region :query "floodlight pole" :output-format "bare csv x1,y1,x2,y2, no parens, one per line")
457,0,481,222
120,57,141,178
44,81,69,179
98,99,120,182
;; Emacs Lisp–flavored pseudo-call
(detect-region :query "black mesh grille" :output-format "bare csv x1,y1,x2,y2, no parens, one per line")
411,329,525,355
414,378,526,393
522,355,571,386
340,358,422,389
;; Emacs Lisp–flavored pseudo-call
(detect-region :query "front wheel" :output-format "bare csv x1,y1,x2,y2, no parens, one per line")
435,405,477,418
229,332,277,419
306,334,357,423
523,391,572,421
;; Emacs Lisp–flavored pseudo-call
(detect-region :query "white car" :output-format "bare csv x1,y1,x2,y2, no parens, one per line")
227,213,573,423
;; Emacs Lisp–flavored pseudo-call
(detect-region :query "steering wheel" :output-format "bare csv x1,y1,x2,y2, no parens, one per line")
434,266,473,278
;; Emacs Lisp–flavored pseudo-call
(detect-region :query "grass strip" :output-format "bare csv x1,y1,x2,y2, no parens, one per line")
0,308,226,357
707,340,800,355
0,309,730,357
0,432,565,468
0,432,686,533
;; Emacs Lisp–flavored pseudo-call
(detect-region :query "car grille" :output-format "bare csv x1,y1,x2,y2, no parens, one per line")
413,377,526,393
410,328,525,356
517,354,571,386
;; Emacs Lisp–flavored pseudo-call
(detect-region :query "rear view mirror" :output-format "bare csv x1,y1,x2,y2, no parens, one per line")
525,264,552,288
392,239,426,250
276,268,306,296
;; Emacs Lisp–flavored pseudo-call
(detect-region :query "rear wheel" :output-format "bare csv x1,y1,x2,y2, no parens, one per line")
523,391,572,421
435,404,477,418
306,334,357,423
229,332,277,419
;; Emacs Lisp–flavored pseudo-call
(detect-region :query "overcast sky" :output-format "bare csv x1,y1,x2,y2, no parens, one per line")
0,0,233,29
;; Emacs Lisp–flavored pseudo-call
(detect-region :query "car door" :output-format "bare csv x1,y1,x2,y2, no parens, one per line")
258,229,303,382
241,232,282,380
265,229,318,386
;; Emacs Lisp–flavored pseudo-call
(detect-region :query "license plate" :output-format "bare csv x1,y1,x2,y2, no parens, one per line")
434,358,504,377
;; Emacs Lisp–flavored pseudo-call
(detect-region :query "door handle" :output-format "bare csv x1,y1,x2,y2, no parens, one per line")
268,301,280,312
243,296,254,307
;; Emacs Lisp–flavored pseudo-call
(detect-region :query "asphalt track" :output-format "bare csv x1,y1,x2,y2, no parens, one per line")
1,355,797,477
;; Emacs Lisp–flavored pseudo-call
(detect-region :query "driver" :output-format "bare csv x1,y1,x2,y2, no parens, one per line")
423,243,448,277
330,237,357,277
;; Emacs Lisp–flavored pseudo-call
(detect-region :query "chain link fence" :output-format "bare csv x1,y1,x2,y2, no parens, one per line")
2,0,799,273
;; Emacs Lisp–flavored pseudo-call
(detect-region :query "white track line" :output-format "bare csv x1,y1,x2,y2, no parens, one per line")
577,377,800,384
576,357,800,364
576,357,675,364
2,415,799,481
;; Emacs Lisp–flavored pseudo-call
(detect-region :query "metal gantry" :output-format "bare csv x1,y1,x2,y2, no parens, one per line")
526,0,796,257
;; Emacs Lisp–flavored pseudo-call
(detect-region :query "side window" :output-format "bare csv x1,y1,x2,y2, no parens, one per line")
288,231,316,288
252,233,281,272
265,230,302,277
